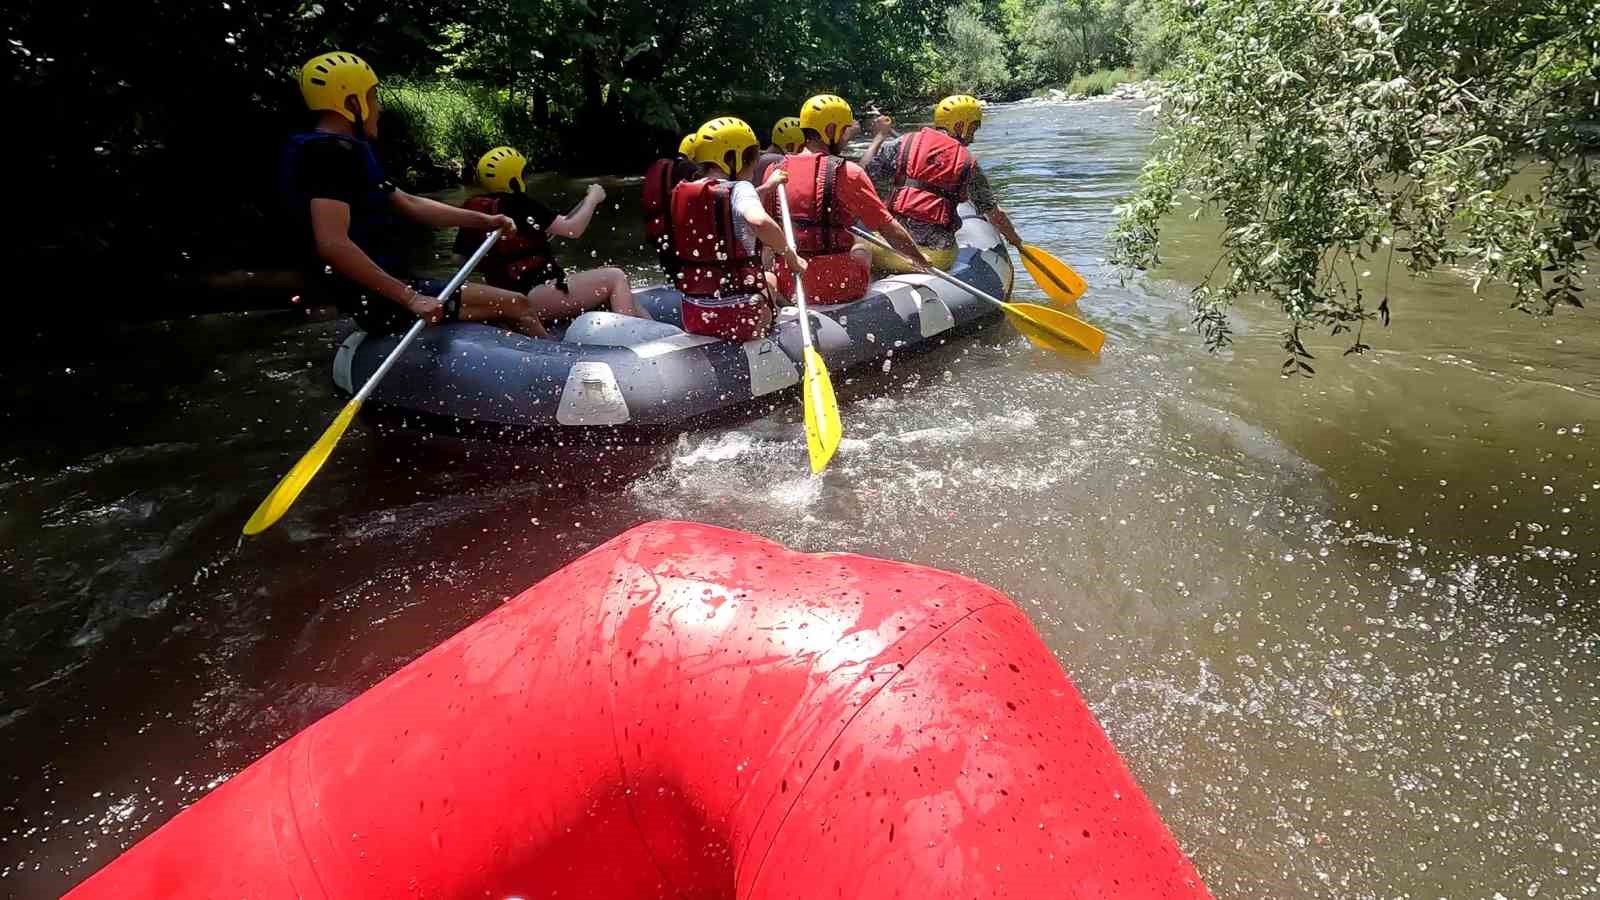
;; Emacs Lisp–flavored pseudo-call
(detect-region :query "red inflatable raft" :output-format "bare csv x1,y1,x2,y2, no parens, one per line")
70,521,1211,898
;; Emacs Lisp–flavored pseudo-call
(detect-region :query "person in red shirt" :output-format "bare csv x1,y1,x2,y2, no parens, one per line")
768,94,928,304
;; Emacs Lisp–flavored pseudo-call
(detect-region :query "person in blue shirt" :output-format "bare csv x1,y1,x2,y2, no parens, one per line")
282,52,556,337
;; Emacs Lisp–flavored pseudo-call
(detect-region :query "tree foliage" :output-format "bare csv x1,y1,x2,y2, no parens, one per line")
1022,0,1128,86
934,1,1013,96
927,0,1163,99
6,0,960,298
1111,0,1600,366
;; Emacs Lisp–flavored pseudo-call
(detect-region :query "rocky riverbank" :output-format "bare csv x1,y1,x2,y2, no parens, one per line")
1011,79,1159,106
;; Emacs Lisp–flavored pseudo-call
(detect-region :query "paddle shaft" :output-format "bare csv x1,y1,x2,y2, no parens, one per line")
352,231,500,405
775,186,816,350
849,226,1008,310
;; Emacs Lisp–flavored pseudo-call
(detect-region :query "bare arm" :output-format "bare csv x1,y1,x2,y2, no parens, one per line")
549,185,605,239
985,205,1024,248
746,206,806,273
966,164,1023,248
755,166,788,200
880,219,930,270
392,189,510,232
860,116,895,167
311,198,412,305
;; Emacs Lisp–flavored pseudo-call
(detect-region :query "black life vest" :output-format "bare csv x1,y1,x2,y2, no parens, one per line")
280,131,401,276
461,193,565,292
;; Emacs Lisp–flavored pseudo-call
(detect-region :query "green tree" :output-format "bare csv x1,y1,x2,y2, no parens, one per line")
1023,0,1130,85
1112,0,1600,368
935,0,1014,96
1119,0,1178,72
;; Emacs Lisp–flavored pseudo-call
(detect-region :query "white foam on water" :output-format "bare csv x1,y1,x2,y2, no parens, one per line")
767,476,822,509
672,430,762,466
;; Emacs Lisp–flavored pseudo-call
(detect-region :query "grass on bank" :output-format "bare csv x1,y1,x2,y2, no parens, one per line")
379,79,542,185
1064,67,1142,97
1031,67,1145,99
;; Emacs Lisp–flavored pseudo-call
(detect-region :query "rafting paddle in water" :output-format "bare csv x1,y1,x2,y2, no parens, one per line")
776,184,843,473
242,231,501,535
849,226,1105,355
1018,244,1087,305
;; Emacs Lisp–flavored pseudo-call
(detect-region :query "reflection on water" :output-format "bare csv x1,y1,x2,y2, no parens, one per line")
3,100,1597,897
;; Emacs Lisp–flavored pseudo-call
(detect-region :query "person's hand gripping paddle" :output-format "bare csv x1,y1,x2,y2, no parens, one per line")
242,232,501,535
850,226,1104,355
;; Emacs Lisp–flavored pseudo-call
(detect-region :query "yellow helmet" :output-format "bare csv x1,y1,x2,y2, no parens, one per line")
694,117,759,177
477,146,527,193
300,52,379,124
934,94,983,141
799,94,854,146
770,116,804,153
678,133,699,158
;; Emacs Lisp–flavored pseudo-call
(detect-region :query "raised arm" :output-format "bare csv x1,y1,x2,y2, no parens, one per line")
860,116,895,167
549,184,606,239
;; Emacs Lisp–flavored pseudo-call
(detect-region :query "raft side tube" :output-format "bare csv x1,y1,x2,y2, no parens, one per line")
338,206,1013,432
69,521,1212,900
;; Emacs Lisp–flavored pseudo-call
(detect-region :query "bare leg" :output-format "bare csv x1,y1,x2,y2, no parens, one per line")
529,268,644,320
456,282,547,337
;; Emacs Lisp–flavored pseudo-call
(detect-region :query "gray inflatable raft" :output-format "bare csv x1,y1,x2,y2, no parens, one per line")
332,205,1013,434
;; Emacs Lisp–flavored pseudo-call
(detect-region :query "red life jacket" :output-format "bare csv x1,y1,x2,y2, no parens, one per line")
890,127,974,229
461,193,562,291
644,158,700,275
770,152,853,257
669,177,764,299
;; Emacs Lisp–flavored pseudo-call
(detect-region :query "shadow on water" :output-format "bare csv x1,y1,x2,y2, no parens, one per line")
3,99,1599,897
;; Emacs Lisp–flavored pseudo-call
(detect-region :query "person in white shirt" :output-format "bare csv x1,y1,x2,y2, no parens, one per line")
669,117,804,342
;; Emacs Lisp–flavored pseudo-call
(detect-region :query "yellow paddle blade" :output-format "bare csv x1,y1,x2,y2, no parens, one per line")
801,346,842,474
1019,245,1087,305
1002,302,1106,355
242,398,364,535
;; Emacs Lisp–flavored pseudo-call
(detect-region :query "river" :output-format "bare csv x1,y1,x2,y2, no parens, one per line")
2,100,1597,897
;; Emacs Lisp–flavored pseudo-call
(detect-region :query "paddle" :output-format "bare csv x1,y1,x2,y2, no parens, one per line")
1018,244,1087,305
776,184,843,473
849,226,1105,355
242,231,502,535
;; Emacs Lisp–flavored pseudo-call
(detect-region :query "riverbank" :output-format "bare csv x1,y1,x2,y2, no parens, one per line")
1014,67,1159,106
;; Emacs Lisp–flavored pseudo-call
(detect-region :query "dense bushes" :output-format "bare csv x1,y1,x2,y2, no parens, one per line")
7,0,966,304
379,81,544,185
1060,67,1141,97
930,0,1174,99
1111,0,1599,361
